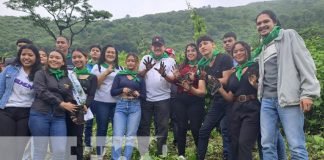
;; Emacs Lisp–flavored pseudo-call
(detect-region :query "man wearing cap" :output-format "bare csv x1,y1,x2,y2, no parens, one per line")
137,36,176,156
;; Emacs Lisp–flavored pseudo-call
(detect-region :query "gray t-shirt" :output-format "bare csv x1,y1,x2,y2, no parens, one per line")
262,42,278,98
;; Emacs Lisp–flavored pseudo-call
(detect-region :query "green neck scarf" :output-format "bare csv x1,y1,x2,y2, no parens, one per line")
101,63,113,69
73,67,91,76
87,59,97,66
198,50,219,69
118,69,140,82
49,68,65,80
66,53,72,59
150,52,169,61
252,26,281,60
235,61,254,81
188,60,198,66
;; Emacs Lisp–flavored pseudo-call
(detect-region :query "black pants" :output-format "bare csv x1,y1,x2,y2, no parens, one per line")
137,99,170,155
169,97,178,145
0,107,30,160
66,114,84,160
198,98,228,160
174,93,205,156
230,100,260,160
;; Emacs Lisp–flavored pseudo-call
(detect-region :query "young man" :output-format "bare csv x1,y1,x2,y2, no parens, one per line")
222,32,237,67
55,35,73,70
254,10,320,160
137,36,176,157
196,35,233,160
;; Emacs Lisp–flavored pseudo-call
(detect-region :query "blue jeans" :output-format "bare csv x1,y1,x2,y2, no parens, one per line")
261,98,308,160
93,100,116,155
28,110,67,160
112,99,141,160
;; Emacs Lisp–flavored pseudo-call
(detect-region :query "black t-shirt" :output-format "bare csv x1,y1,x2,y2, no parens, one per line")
205,53,233,99
228,62,258,97
78,74,98,107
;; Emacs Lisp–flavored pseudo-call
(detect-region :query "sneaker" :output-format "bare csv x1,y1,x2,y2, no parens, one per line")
178,155,186,160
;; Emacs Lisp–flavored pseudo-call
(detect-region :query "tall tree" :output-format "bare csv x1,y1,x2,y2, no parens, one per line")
186,1,207,41
5,0,112,46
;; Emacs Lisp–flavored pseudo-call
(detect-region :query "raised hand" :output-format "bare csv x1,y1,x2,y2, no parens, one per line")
154,61,167,77
172,64,181,79
143,57,156,71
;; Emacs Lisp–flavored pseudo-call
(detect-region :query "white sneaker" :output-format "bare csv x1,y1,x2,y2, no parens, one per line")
178,155,186,160
83,146,92,155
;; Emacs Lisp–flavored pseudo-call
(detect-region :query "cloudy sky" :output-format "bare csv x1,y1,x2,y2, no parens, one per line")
0,0,270,20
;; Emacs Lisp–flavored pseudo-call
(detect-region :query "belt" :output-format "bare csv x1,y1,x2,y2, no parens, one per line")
120,97,138,101
234,94,257,103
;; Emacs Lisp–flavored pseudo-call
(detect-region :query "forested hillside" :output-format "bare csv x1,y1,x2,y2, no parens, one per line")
0,0,323,56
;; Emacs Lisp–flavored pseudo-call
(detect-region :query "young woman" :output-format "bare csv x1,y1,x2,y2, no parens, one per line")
218,41,260,160
68,48,98,160
111,53,146,160
0,44,42,160
91,44,123,157
171,43,206,159
29,50,77,160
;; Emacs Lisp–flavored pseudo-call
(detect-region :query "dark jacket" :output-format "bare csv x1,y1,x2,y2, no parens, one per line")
31,69,74,116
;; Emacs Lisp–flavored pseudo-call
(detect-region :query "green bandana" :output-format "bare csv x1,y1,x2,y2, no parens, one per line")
150,52,169,61
252,26,281,60
49,68,65,80
235,61,254,81
198,50,219,69
73,67,91,76
87,59,96,66
188,60,198,66
101,63,111,69
117,69,140,82
66,53,72,59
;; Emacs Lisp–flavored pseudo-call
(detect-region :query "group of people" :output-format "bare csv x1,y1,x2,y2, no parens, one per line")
0,10,320,160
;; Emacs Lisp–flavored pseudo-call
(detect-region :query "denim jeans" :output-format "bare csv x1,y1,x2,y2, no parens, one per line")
29,110,67,160
93,100,116,155
112,99,141,160
258,132,287,160
261,98,308,160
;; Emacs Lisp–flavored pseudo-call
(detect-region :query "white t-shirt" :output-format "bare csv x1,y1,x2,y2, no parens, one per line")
6,68,35,108
139,55,176,102
91,64,122,103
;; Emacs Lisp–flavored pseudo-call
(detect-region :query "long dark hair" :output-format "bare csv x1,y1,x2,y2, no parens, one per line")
231,41,252,63
98,44,120,72
255,10,281,27
12,44,42,81
46,50,68,77
180,43,202,69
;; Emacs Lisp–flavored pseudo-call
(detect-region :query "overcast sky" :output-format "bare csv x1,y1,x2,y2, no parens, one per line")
0,0,270,20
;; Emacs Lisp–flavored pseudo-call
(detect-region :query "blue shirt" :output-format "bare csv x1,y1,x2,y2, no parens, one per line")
110,74,146,100
0,65,20,109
